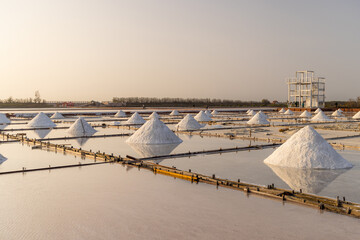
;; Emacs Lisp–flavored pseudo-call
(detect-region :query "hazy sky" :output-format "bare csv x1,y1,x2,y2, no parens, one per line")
1,0,359,101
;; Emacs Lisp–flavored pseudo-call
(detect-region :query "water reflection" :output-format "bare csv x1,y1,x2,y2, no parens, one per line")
33,129,52,139
266,164,348,194
0,153,7,164
68,132,95,146
127,143,180,164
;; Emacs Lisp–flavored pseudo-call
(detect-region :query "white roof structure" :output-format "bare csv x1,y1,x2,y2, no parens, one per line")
0,154,7,164
27,112,56,128
114,110,126,117
125,112,146,125
67,117,97,136
247,112,270,125
194,111,212,122
126,118,183,144
0,113,10,124
264,126,352,169
279,108,286,113
284,109,294,115
175,114,202,131
50,112,65,119
299,110,312,118
205,110,213,117
211,110,219,115
149,112,160,119
169,110,180,116
315,108,322,113
247,110,256,116
311,111,333,122
331,110,343,117
352,111,360,119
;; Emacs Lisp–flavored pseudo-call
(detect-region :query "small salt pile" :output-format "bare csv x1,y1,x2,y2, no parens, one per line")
300,110,312,118
311,111,333,122
352,111,360,119
125,112,146,125
258,111,269,119
211,110,219,115
247,110,256,116
175,114,202,130
279,108,286,113
0,113,10,124
264,126,352,169
149,112,160,119
126,118,182,144
205,110,213,117
315,108,322,114
247,112,270,125
331,110,343,117
169,110,180,116
284,109,294,115
0,154,7,164
50,112,65,119
194,111,212,122
27,112,56,128
114,110,126,117
337,109,343,113
67,117,97,136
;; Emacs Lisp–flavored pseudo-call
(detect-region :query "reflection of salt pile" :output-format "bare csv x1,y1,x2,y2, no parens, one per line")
169,110,180,116
33,129,52,139
194,111,212,122
126,118,182,144
284,109,294,115
267,165,348,194
247,112,270,125
205,110,213,117
0,154,7,164
27,112,56,128
300,110,312,118
149,112,160,119
128,143,180,164
175,114,202,130
50,112,65,119
315,108,322,113
331,110,343,117
125,112,146,125
353,111,360,119
264,126,352,169
0,113,10,124
311,111,333,122
211,110,219,115
114,110,126,117
247,110,256,116
67,117,97,136
279,108,286,113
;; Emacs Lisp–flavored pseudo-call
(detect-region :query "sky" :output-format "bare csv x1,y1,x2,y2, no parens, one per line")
0,0,359,102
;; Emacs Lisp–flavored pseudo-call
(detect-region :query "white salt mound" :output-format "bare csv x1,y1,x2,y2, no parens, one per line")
175,114,202,130
205,110,213,117
67,117,97,136
169,110,180,116
300,110,312,118
114,110,126,117
194,111,212,121
247,112,270,125
352,111,360,119
258,111,269,119
337,109,343,113
279,108,286,113
0,154,7,164
246,109,251,114
311,111,333,122
126,118,182,144
211,110,219,115
264,126,352,169
284,109,294,115
247,110,256,116
315,108,322,113
27,112,56,128
0,113,10,124
50,112,65,119
331,110,343,117
125,112,146,125
149,112,160,119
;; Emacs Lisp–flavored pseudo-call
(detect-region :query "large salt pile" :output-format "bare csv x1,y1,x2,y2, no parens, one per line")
247,112,270,125
211,110,219,115
67,117,97,136
205,110,213,117
0,113,10,124
300,110,312,118
258,111,269,119
194,111,212,122
126,118,182,144
27,112,56,128
50,112,65,119
352,111,360,119
125,112,146,125
247,110,256,116
175,114,202,130
114,110,126,117
284,109,294,115
264,126,352,169
311,111,333,122
279,108,286,113
315,108,322,113
0,154,7,164
331,110,343,117
149,112,160,119
169,110,180,116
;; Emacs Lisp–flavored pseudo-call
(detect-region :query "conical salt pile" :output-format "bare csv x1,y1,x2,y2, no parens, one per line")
205,110,213,117
50,112,65,119
300,110,312,118
247,110,256,116
247,112,270,125
194,111,212,122
126,118,182,144
264,126,352,169
279,108,286,113
0,154,7,164
169,110,180,116
125,112,146,125
315,108,322,113
337,109,343,113
331,110,343,117
352,111,360,119
311,111,333,122
149,112,160,119
246,109,251,114
175,114,202,130
67,117,97,136
114,110,126,117
27,112,56,128
0,113,10,124
258,111,269,119
284,109,294,115
211,110,219,115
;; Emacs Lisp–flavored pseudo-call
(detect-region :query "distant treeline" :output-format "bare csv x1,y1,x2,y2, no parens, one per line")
112,97,285,107
0,97,50,108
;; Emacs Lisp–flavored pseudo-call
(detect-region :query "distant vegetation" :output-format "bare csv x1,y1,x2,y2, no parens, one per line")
0,93,50,108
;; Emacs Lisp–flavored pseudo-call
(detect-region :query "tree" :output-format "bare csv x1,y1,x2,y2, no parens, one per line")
34,90,41,103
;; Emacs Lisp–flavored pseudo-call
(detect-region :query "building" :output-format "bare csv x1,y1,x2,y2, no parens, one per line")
287,71,325,108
